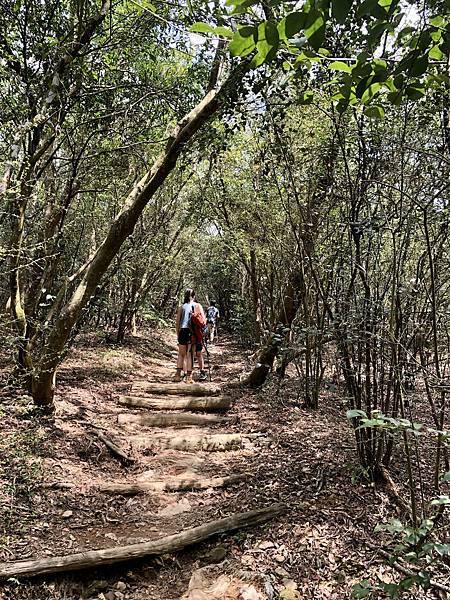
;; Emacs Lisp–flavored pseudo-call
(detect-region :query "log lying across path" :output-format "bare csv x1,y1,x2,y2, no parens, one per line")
98,474,246,495
131,432,244,452
118,395,231,412
131,382,221,397
95,431,134,463
117,412,228,427
0,504,285,579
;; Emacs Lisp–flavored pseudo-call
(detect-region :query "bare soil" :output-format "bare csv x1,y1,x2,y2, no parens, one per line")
0,329,447,599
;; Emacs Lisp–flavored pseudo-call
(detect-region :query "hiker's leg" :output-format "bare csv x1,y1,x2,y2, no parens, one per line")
186,343,193,372
185,342,194,383
173,345,185,382
177,344,186,370
175,328,190,382
196,341,208,380
210,323,215,343
196,344,204,371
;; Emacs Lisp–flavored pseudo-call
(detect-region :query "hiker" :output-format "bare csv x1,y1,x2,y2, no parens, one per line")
174,288,208,383
206,300,220,343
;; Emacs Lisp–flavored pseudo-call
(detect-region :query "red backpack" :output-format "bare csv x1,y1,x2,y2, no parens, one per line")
190,303,206,339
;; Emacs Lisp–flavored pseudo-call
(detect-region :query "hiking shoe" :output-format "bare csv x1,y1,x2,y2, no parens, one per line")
173,370,182,383
198,371,208,381
185,373,194,384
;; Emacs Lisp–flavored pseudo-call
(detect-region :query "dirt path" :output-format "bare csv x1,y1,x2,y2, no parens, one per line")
0,330,429,599
1,333,287,599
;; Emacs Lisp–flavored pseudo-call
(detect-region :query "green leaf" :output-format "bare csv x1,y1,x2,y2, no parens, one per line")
336,99,349,113
429,44,444,60
298,90,314,104
329,60,352,72
373,58,387,71
430,495,450,506
357,0,386,19
278,12,306,40
351,581,372,598
229,28,256,57
434,544,450,555
356,76,371,98
362,82,382,103
396,50,429,77
251,21,279,67
429,15,445,28
304,9,326,51
411,54,429,77
190,22,215,34
215,26,233,39
440,471,450,482
358,417,386,427
251,44,277,68
239,26,255,38
227,0,258,14
405,86,425,100
332,0,354,24
346,409,367,419
265,20,279,46
387,90,403,104
364,105,385,119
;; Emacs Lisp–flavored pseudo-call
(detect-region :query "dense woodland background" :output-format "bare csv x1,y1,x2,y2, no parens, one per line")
0,0,450,597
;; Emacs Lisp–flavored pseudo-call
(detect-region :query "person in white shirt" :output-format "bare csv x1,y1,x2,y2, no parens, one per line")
174,288,207,383
206,301,220,343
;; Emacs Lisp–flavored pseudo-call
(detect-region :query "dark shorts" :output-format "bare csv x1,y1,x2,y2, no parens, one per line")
178,328,202,352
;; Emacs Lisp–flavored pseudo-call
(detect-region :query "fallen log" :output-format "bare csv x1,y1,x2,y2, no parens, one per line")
117,412,228,427
0,504,285,578
131,382,221,397
131,432,243,452
118,395,231,412
95,431,134,464
98,474,246,495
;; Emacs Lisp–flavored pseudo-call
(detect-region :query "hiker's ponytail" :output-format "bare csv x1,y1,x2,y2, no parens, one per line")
183,288,195,304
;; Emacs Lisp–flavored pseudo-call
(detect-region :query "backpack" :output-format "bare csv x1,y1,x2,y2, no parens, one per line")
190,303,207,335
206,307,217,322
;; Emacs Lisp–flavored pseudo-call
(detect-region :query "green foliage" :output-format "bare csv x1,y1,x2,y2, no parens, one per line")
352,509,450,597
228,293,258,346
194,0,449,117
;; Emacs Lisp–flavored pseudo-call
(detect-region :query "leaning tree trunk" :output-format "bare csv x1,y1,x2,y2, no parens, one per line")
243,273,303,387
30,64,248,409
242,136,336,388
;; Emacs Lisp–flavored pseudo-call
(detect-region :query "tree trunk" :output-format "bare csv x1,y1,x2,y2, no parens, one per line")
29,63,248,409
118,395,231,411
97,474,245,495
130,432,244,452
242,271,303,387
117,412,228,427
131,382,221,396
6,0,112,389
0,504,284,579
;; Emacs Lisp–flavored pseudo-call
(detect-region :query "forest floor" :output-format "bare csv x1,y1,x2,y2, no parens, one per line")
0,329,445,599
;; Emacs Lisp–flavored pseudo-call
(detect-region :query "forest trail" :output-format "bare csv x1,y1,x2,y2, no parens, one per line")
0,330,418,598
1,332,289,599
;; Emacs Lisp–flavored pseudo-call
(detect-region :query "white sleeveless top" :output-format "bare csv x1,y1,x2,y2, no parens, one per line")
180,302,194,328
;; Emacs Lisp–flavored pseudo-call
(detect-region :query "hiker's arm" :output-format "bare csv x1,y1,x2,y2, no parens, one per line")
175,307,181,334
